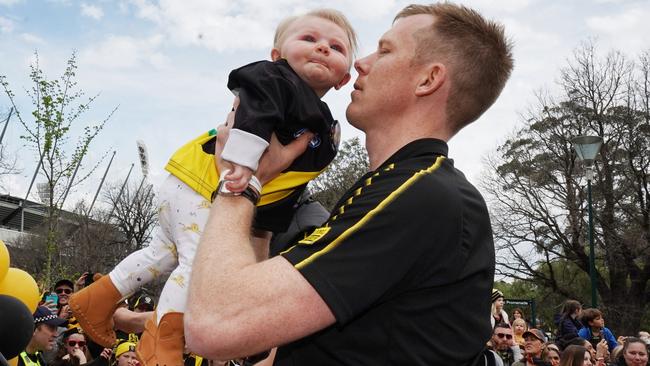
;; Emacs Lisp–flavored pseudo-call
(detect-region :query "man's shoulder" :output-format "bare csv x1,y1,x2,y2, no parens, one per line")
378,138,471,189
357,151,471,211
363,155,452,198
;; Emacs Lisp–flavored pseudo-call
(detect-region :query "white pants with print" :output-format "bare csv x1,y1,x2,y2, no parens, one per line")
109,174,211,323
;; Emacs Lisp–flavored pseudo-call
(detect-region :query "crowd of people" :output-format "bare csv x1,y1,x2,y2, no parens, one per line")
21,284,650,366
487,290,650,366
17,274,162,366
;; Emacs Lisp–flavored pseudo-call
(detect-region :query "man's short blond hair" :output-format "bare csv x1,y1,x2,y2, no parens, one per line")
395,3,514,132
274,9,359,63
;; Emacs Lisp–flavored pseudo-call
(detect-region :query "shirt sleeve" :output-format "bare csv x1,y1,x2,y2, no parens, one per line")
281,163,466,324
604,328,618,351
223,61,331,170
229,61,299,142
223,61,294,169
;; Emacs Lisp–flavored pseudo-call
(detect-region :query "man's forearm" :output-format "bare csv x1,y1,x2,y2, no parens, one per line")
251,228,272,262
185,193,334,359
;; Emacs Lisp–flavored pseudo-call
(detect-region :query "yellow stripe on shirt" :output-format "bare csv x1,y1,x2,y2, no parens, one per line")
294,156,445,269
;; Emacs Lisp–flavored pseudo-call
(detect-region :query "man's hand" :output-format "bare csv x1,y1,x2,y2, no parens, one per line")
214,103,235,175
256,132,314,185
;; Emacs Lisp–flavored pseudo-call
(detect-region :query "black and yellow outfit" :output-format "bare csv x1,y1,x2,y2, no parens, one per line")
103,59,339,366
18,351,47,366
166,59,339,232
276,139,496,365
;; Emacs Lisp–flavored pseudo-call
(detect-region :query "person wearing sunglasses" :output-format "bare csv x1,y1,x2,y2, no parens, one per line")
59,329,89,365
488,323,523,366
53,279,75,320
53,328,112,366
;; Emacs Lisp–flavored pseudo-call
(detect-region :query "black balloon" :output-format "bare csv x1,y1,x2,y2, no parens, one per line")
0,294,34,359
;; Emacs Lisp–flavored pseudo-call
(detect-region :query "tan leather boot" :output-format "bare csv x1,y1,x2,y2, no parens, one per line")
68,274,122,348
136,312,185,366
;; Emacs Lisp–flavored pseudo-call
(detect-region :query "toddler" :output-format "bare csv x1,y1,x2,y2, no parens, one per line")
70,9,356,366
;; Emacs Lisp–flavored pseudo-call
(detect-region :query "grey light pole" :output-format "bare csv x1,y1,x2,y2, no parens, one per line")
572,135,602,308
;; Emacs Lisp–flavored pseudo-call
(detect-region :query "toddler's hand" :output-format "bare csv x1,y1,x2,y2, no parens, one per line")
224,164,254,193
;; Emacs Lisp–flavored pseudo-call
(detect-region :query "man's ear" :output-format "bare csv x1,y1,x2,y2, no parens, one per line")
335,72,351,90
415,63,446,97
271,48,281,62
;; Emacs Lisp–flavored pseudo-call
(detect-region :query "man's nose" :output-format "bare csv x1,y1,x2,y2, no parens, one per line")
354,54,373,75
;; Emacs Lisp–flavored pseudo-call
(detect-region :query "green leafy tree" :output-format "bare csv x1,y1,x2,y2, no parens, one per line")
483,43,650,335
1,52,117,287
496,260,593,331
309,137,369,210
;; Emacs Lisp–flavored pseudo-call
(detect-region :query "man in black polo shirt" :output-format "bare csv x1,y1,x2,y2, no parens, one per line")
186,3,513,365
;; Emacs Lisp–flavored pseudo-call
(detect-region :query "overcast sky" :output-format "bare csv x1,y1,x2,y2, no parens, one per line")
1,0,649,210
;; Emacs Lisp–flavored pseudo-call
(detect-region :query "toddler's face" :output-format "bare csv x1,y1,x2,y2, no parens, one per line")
273,16,351,97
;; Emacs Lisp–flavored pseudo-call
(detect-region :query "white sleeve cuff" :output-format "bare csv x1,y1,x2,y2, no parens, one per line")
221,128,270,171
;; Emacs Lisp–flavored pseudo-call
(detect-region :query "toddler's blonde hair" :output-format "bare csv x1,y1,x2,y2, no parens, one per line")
273,9,358,62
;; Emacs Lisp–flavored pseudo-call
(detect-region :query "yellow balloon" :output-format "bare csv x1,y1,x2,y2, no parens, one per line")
8,356,18,366
0,268,40,313
0,240,8,282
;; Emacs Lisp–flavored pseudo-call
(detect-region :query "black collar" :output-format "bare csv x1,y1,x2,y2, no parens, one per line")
378,138,449,169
